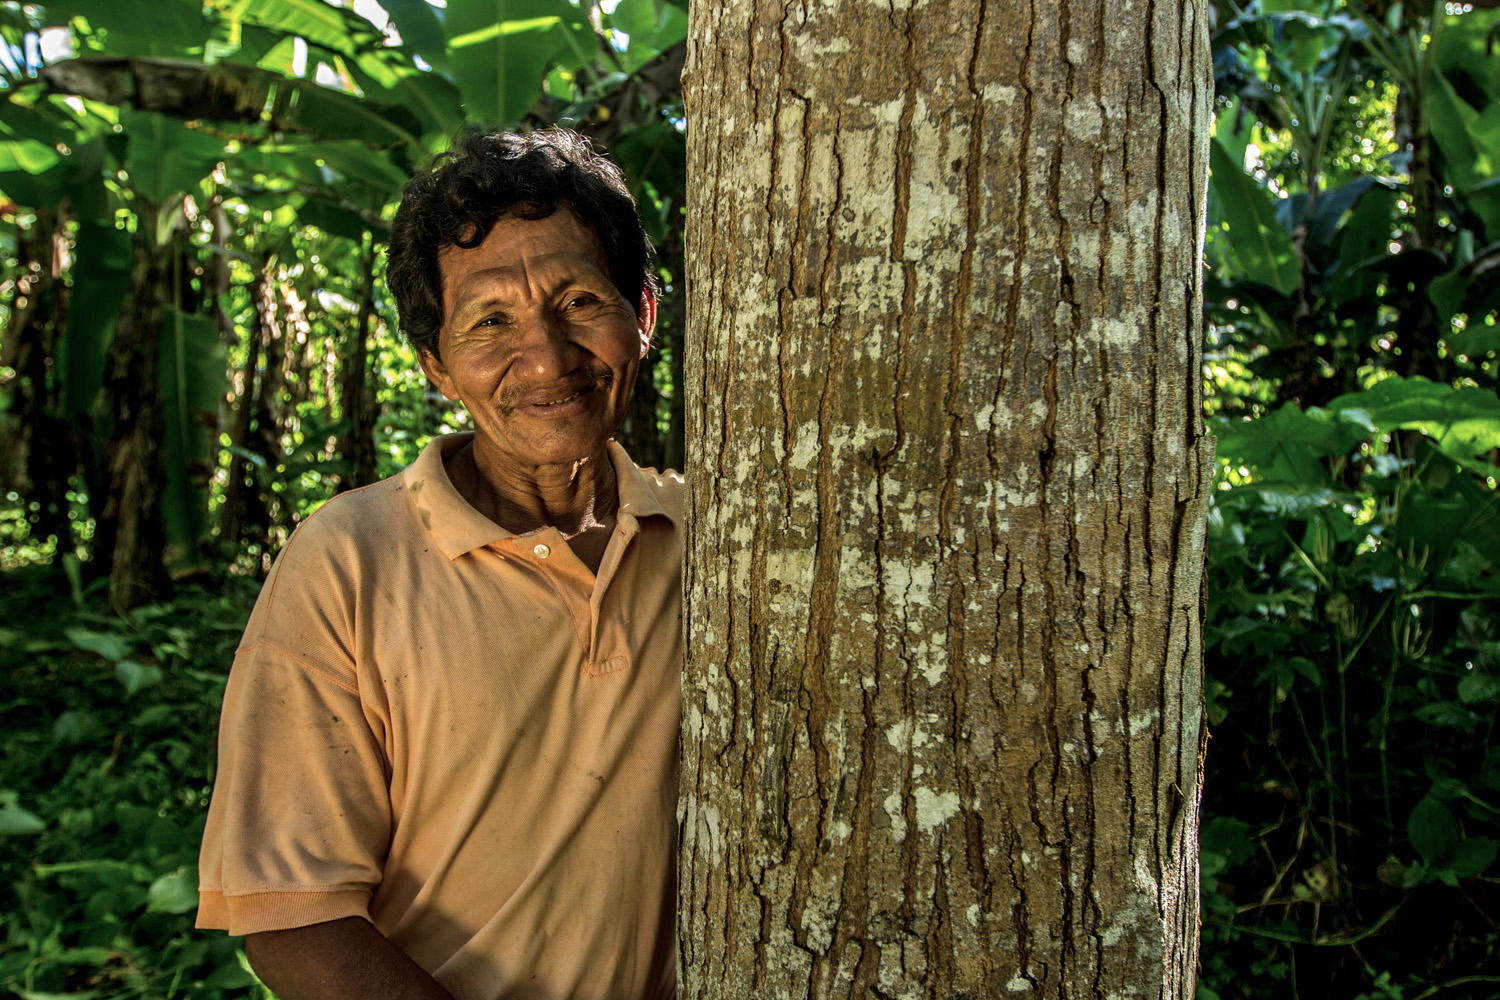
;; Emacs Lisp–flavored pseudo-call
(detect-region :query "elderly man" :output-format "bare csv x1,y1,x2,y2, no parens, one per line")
196,128,681,1000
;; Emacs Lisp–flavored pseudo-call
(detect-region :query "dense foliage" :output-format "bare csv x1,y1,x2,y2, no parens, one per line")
0,0,1497,997
1200,1,1500,996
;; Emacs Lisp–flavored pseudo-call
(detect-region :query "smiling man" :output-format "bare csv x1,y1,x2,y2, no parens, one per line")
196,129,681,1000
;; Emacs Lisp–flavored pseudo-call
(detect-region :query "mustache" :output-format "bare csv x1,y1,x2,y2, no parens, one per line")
498,368,616,414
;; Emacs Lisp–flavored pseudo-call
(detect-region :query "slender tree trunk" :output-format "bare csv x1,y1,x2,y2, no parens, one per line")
95,235,169,610
0,211,75,555
336,234,380,491
218,261,268,546
681,1,1215,997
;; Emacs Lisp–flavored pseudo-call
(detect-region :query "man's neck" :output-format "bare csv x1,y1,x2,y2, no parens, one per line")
446,439,619,540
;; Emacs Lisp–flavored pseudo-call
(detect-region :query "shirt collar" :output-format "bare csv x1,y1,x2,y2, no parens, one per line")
403,433,676,560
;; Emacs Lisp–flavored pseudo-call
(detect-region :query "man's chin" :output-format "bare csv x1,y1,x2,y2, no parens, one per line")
475,426,617,473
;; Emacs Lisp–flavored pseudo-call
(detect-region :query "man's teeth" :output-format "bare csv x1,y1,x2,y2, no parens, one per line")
539,389,585,406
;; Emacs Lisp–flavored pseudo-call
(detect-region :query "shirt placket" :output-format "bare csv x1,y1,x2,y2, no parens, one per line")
585,514,640,675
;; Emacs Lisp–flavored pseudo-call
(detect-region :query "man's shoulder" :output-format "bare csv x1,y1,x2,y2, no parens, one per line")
286,470,415,556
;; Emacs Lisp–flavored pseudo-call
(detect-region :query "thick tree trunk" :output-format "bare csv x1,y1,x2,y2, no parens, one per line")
681,1,1214,997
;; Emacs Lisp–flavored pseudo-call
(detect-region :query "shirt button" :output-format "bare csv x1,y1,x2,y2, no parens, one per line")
533,543,550,559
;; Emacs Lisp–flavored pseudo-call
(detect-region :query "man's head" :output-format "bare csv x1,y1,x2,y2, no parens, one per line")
387,127,659,361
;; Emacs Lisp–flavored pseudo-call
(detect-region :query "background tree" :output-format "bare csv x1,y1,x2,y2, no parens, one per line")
0,0,688,608
679,0,1214,995
1199,1,1500,996
1,1,1498,998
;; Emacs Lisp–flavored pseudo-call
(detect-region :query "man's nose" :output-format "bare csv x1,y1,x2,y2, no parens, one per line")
513,309,583,381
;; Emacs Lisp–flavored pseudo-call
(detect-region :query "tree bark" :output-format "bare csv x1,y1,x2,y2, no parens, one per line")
681,1,1215,997
95,235,169,611
336,234,380,492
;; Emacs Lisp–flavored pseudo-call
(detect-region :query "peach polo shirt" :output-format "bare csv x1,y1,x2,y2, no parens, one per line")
197,433,682,1000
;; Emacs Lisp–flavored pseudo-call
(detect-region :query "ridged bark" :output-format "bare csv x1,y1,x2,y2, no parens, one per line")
681,0,1215,997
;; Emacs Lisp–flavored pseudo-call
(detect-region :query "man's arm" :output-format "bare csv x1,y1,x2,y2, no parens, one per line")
245,916,455,1000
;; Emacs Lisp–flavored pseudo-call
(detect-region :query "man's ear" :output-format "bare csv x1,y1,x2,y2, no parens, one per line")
636,288,657,360
417,346,460,401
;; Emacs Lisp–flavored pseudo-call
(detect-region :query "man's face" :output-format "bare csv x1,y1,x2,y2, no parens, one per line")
419,207,654,473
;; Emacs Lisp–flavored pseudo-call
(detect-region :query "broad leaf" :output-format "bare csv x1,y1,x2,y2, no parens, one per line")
378,0,453,77
1209,138,1300,295
1435,7,1500,104
121,109,224,208
46,0,210,55
158,309,225,577
211,0,381,58
1428,68,1499,193
65,627,129,660
1215,403,1376,471
1409,796,1458,865
1329,376,1500,464
1328,185,1397,307
145,866,200,914
0,790,46,835
58,220,132,419
445,0,588,126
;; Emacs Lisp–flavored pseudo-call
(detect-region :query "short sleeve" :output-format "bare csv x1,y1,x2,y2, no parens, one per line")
197,521,393,936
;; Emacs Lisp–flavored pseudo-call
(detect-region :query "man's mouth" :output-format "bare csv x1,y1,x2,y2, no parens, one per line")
535,386,591,406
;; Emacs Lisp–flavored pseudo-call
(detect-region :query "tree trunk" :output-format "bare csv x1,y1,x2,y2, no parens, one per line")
0,211,75,556
218,259,269,547
95,235,169,611
336,234,380,491
680,1,1215,997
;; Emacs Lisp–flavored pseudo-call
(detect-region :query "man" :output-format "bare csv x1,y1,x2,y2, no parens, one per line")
196,128,681,1000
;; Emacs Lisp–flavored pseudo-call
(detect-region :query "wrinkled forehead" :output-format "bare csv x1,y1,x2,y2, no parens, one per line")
440,204,613,283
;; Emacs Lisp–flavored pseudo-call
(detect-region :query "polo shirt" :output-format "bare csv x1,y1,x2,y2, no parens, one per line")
197,433,682,1000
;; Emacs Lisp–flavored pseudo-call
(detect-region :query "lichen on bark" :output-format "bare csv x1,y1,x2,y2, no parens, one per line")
681,1,1216,996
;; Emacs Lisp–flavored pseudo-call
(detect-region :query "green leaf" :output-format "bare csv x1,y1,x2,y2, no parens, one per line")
114,659,164,696
65,626,129,660
1328,186,1397,308
1221,482,1347,519
48,0,209,55
1414,700,1478,730
299,196,371,240
378,0,452,76
446,0,587,125
202,960,259,988
1428,68,1499,193
146,866,200,914
58,221,133,419
274,78,425,149
1445,837,1498,878
1408,796,1458,865
52,709,99,745
121,109,225,208
1213,403,1375,478
348,53,465,136
1329,376,1500,465
608,0,688,59
1209,138,1301,295
159,309,226,577
1458,671,1500,705
214,0,381,57
1435,7,1500,105
0,135,59,173
0,790,47,835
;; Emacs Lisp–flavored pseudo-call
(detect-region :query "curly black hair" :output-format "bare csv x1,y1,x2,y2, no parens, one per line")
386,126,658,359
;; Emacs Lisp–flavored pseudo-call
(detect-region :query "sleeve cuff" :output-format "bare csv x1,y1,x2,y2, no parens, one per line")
196,888,373,936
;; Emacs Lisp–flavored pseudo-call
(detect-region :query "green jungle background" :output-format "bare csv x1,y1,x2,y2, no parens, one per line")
1,0,1497,996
